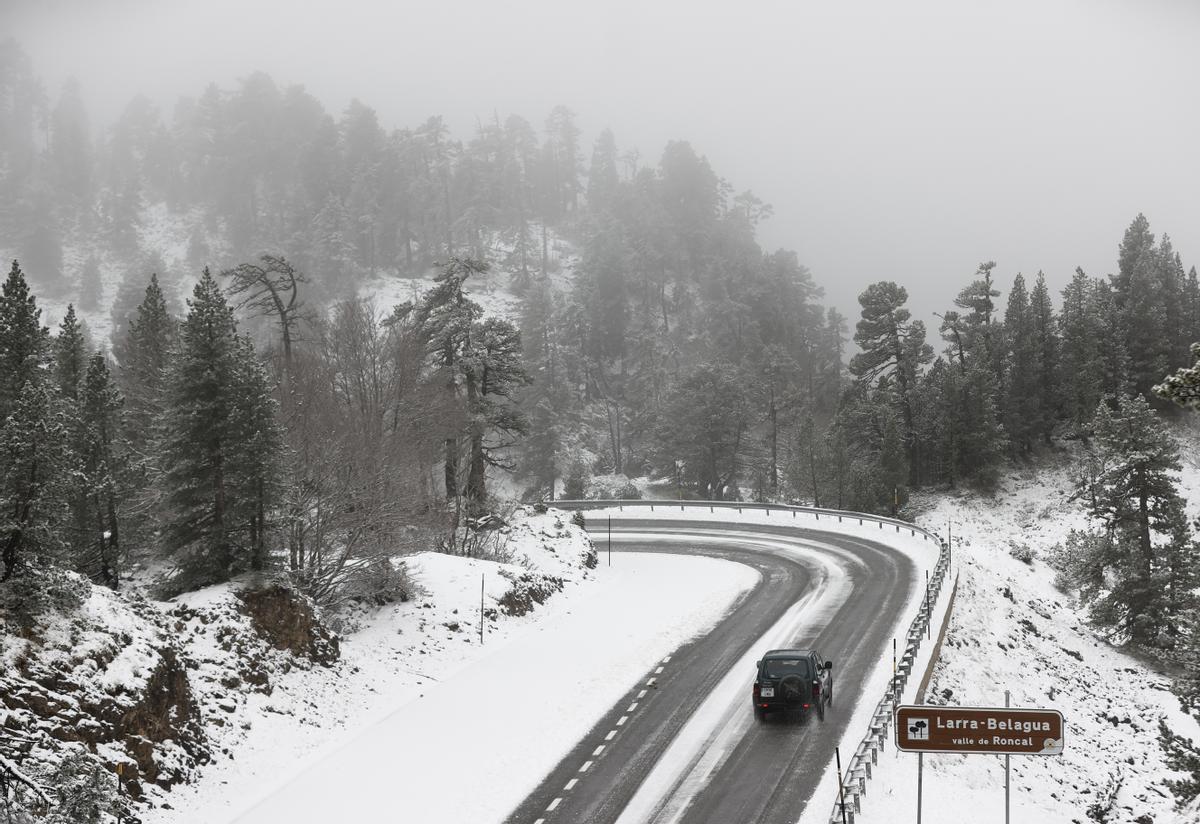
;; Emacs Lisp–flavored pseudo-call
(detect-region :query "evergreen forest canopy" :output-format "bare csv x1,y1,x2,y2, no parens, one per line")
3,42,1200,669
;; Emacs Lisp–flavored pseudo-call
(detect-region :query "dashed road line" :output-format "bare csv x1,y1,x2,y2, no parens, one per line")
539,656,675,820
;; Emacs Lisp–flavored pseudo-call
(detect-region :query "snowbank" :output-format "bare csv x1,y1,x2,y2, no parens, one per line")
166,552,755,824
857,456,1200,824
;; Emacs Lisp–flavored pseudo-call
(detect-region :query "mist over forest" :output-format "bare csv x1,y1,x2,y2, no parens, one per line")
5,1,1200,816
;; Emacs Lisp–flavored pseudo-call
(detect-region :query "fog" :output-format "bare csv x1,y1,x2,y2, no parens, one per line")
5,0,1200,321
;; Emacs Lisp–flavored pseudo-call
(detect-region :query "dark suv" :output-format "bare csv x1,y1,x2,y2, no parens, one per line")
751,649,833,720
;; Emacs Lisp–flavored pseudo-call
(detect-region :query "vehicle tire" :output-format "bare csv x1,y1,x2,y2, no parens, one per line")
817,696,825,720
828,684,834,707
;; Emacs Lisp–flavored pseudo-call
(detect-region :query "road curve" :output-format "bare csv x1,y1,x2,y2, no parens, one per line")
503,518,915,824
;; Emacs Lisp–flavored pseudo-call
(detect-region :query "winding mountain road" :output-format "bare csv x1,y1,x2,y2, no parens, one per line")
503,518,918,824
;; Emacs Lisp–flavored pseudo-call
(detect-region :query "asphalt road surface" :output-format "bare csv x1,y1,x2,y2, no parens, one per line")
503,518,915,824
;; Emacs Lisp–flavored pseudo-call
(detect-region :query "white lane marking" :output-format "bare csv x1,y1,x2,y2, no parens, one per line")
593,745,605,756
613,531,856,824
534,820,544,824
546,797,562,811
627,702,638,712
637,689,647,699
647,677,656,686
655,666,664,674
662,655,672,663
605,730,617,740
564,778,578,791
617,715,629,726
580,760,593,772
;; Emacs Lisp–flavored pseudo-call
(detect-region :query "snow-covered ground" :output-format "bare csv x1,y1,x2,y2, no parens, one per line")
857,446,1200,824
148,551,755,824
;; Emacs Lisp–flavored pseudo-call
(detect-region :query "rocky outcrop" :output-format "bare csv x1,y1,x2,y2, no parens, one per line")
236,584,340,666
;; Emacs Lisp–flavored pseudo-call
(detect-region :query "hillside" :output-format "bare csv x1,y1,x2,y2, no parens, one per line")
0,507,599,820
858,433,1200,824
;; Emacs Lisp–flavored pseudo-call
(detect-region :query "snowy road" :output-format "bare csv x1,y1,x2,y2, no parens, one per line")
505,518,921,824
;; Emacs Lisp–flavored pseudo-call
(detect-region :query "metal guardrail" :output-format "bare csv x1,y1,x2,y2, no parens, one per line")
552,498,952,824
554,498,944,546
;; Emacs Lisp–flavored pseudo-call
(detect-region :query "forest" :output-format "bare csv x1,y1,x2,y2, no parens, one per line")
1,39,1199,679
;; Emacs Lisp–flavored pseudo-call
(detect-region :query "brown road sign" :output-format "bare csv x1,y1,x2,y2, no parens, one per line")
896,704,1064,755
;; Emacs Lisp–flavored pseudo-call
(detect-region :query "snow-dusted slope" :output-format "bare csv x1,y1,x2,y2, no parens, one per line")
860,446,1200,824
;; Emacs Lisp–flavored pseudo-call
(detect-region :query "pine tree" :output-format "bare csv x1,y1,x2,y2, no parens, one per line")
0,381,73,580
1125,245,1168,396
1028,272,1059,443
1059,269,1103,434
1093,279,1131,401
1002,273,1038,454
76,353,125,588
53,305,92,570
0,261,50,424
849,281,932,482
117,273,177,442
159,269,282,587
53,305,87,400
416,258,485,507
1115,213,1155,297
464,317,530,508
1064,395,1188,646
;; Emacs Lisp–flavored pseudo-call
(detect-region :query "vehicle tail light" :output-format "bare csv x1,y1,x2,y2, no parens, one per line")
753,683,761,699
812,682,821,699
803,703,810,709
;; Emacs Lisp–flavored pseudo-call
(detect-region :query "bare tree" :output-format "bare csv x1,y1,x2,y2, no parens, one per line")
221,254,307,396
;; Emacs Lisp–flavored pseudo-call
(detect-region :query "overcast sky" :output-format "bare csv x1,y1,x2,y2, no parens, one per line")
5,0,1199,328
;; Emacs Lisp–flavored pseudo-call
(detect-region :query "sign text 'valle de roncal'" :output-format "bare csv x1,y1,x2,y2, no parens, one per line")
895,705,1065,755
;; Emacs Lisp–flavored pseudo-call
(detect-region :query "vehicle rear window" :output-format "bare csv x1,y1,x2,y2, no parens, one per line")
764,658,812,679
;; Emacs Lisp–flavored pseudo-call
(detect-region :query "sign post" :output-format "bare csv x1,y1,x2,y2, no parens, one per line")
1005,691,1011,824
897,703,1063,821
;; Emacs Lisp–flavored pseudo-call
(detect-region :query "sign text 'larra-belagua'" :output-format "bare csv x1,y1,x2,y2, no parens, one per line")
895,705,1064,755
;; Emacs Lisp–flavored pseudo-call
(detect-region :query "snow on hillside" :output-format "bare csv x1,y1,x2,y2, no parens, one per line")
145,509,757,824
859,439,1200,824
2,202,578,358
